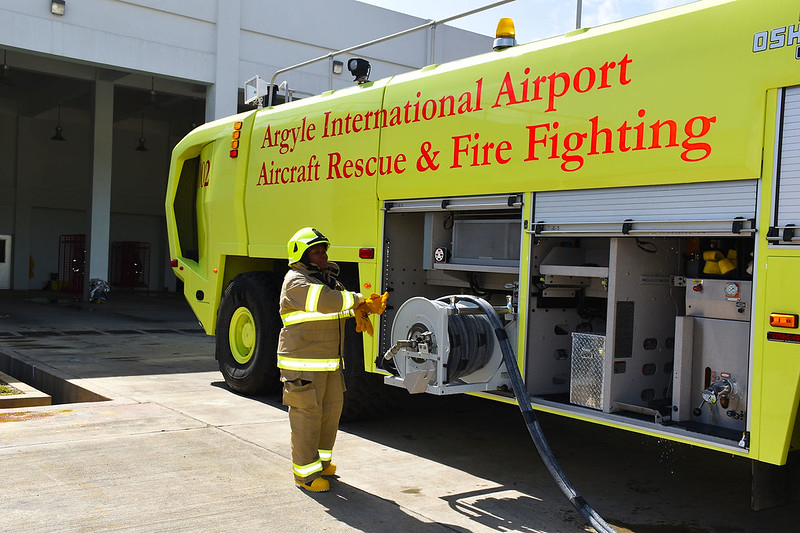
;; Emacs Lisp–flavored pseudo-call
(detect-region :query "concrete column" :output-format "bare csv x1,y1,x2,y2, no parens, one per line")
87,79,114,286
206,0,240,120
11,114,30,290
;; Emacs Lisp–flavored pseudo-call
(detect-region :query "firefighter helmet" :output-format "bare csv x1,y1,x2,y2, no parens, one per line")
287,227,330,265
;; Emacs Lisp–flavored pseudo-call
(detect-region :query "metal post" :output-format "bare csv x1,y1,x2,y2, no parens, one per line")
429,21,437,66
576,0,582,29
328,55,334,91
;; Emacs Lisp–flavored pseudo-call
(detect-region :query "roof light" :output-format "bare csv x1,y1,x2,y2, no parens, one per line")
493,18,517,51
770,313,798,329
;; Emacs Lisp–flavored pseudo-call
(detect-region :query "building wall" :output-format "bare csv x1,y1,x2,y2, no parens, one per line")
0,0,492,292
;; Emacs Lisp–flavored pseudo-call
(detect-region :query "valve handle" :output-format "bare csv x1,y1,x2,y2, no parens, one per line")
693,398,706,417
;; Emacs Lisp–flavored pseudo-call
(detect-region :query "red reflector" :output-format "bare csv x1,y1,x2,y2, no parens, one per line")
767,331,800,344
230,149,238,158
770,313,798,328
359,248,375,259
170,259,179,267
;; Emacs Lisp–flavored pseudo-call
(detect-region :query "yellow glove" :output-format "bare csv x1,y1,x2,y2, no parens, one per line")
353,308,373,336
362,292,388,315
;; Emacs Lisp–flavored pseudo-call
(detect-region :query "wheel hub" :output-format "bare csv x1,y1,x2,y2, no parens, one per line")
229,306,256,364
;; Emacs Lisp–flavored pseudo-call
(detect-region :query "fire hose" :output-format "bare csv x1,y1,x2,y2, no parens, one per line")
448,295,616,533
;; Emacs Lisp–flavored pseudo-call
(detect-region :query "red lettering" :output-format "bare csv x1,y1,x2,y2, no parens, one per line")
524,123,550,162
681,115,716,162
492,72,519,108
618,53,633,85
328,152,343,179
452,133,472,168
588,116,613,155
327,152,406,179
451,133,513,168
546,72,570,112
598,61,616,89
573,67,595,93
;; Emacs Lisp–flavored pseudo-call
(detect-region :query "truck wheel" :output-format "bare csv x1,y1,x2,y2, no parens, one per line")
340,318,400,421
216,272,282,395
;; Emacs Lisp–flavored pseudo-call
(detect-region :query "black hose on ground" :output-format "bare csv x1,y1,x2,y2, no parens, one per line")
451,295,616,533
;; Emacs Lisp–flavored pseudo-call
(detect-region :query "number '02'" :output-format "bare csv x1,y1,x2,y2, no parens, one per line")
199,159,211,187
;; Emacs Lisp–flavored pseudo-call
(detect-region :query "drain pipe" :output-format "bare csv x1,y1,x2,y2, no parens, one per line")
452,295,616,533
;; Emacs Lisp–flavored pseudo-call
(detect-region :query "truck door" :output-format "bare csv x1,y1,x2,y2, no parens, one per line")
757,85,800,464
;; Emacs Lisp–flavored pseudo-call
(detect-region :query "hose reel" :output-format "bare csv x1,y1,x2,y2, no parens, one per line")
385,294,615,530
383,296,510,394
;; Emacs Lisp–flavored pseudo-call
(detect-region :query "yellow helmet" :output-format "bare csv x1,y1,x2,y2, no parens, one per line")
287,227,329,265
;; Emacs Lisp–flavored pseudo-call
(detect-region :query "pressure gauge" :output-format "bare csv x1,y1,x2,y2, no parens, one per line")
724,282,739,298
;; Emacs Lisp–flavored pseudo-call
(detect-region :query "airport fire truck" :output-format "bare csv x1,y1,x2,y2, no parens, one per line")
166,0,800,492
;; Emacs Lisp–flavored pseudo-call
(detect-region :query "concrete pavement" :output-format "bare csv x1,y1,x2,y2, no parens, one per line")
1,291,799,532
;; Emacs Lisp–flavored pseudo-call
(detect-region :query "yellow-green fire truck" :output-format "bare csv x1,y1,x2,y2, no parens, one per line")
166,0,800,487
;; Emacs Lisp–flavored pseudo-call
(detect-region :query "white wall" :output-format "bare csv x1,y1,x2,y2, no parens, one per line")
0,0,491,292
0,0,490,103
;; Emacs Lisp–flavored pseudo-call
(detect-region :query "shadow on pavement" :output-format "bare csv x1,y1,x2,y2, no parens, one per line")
316,479,471,533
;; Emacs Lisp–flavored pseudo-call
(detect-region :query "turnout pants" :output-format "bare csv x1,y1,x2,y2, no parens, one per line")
281,368,346,483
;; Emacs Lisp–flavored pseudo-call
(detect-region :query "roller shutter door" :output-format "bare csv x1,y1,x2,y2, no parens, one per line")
532,180,757,237
769,85,800,245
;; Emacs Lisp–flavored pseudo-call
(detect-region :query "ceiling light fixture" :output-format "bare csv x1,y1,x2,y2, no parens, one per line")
148,77,157,107
0,50,13,86
51,102,66,141
135,112,148,151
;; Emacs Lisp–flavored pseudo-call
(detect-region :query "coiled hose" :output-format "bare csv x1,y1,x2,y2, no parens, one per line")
451,295,616,533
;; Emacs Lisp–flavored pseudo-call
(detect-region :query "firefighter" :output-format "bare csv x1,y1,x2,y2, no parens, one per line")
277,227,365,492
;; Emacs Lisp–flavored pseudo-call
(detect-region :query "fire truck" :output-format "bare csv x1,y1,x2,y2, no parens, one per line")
166,0,800,492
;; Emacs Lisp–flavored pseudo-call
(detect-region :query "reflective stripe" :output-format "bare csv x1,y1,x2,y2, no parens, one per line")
281,310,351,326
293,460,323,478
305,284,323,312
318,449,333,461
340,290,355,312
278,356,341,371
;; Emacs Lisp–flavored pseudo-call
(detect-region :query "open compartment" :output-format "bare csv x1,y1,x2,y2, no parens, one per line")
525,180,757,445
526,233,755,442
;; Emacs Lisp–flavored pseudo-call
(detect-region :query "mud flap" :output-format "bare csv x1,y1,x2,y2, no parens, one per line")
751,455,800,510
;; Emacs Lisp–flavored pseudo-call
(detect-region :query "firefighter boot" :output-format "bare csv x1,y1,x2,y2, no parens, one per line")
321,463,337,476
296,477,330,492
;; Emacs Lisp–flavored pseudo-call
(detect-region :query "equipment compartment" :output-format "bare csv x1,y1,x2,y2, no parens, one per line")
380,190,756,447
526,234,755,444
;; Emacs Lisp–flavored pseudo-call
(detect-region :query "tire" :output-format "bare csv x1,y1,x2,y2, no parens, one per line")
340,317,402,422
216,272,282,395
334,262,403,421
